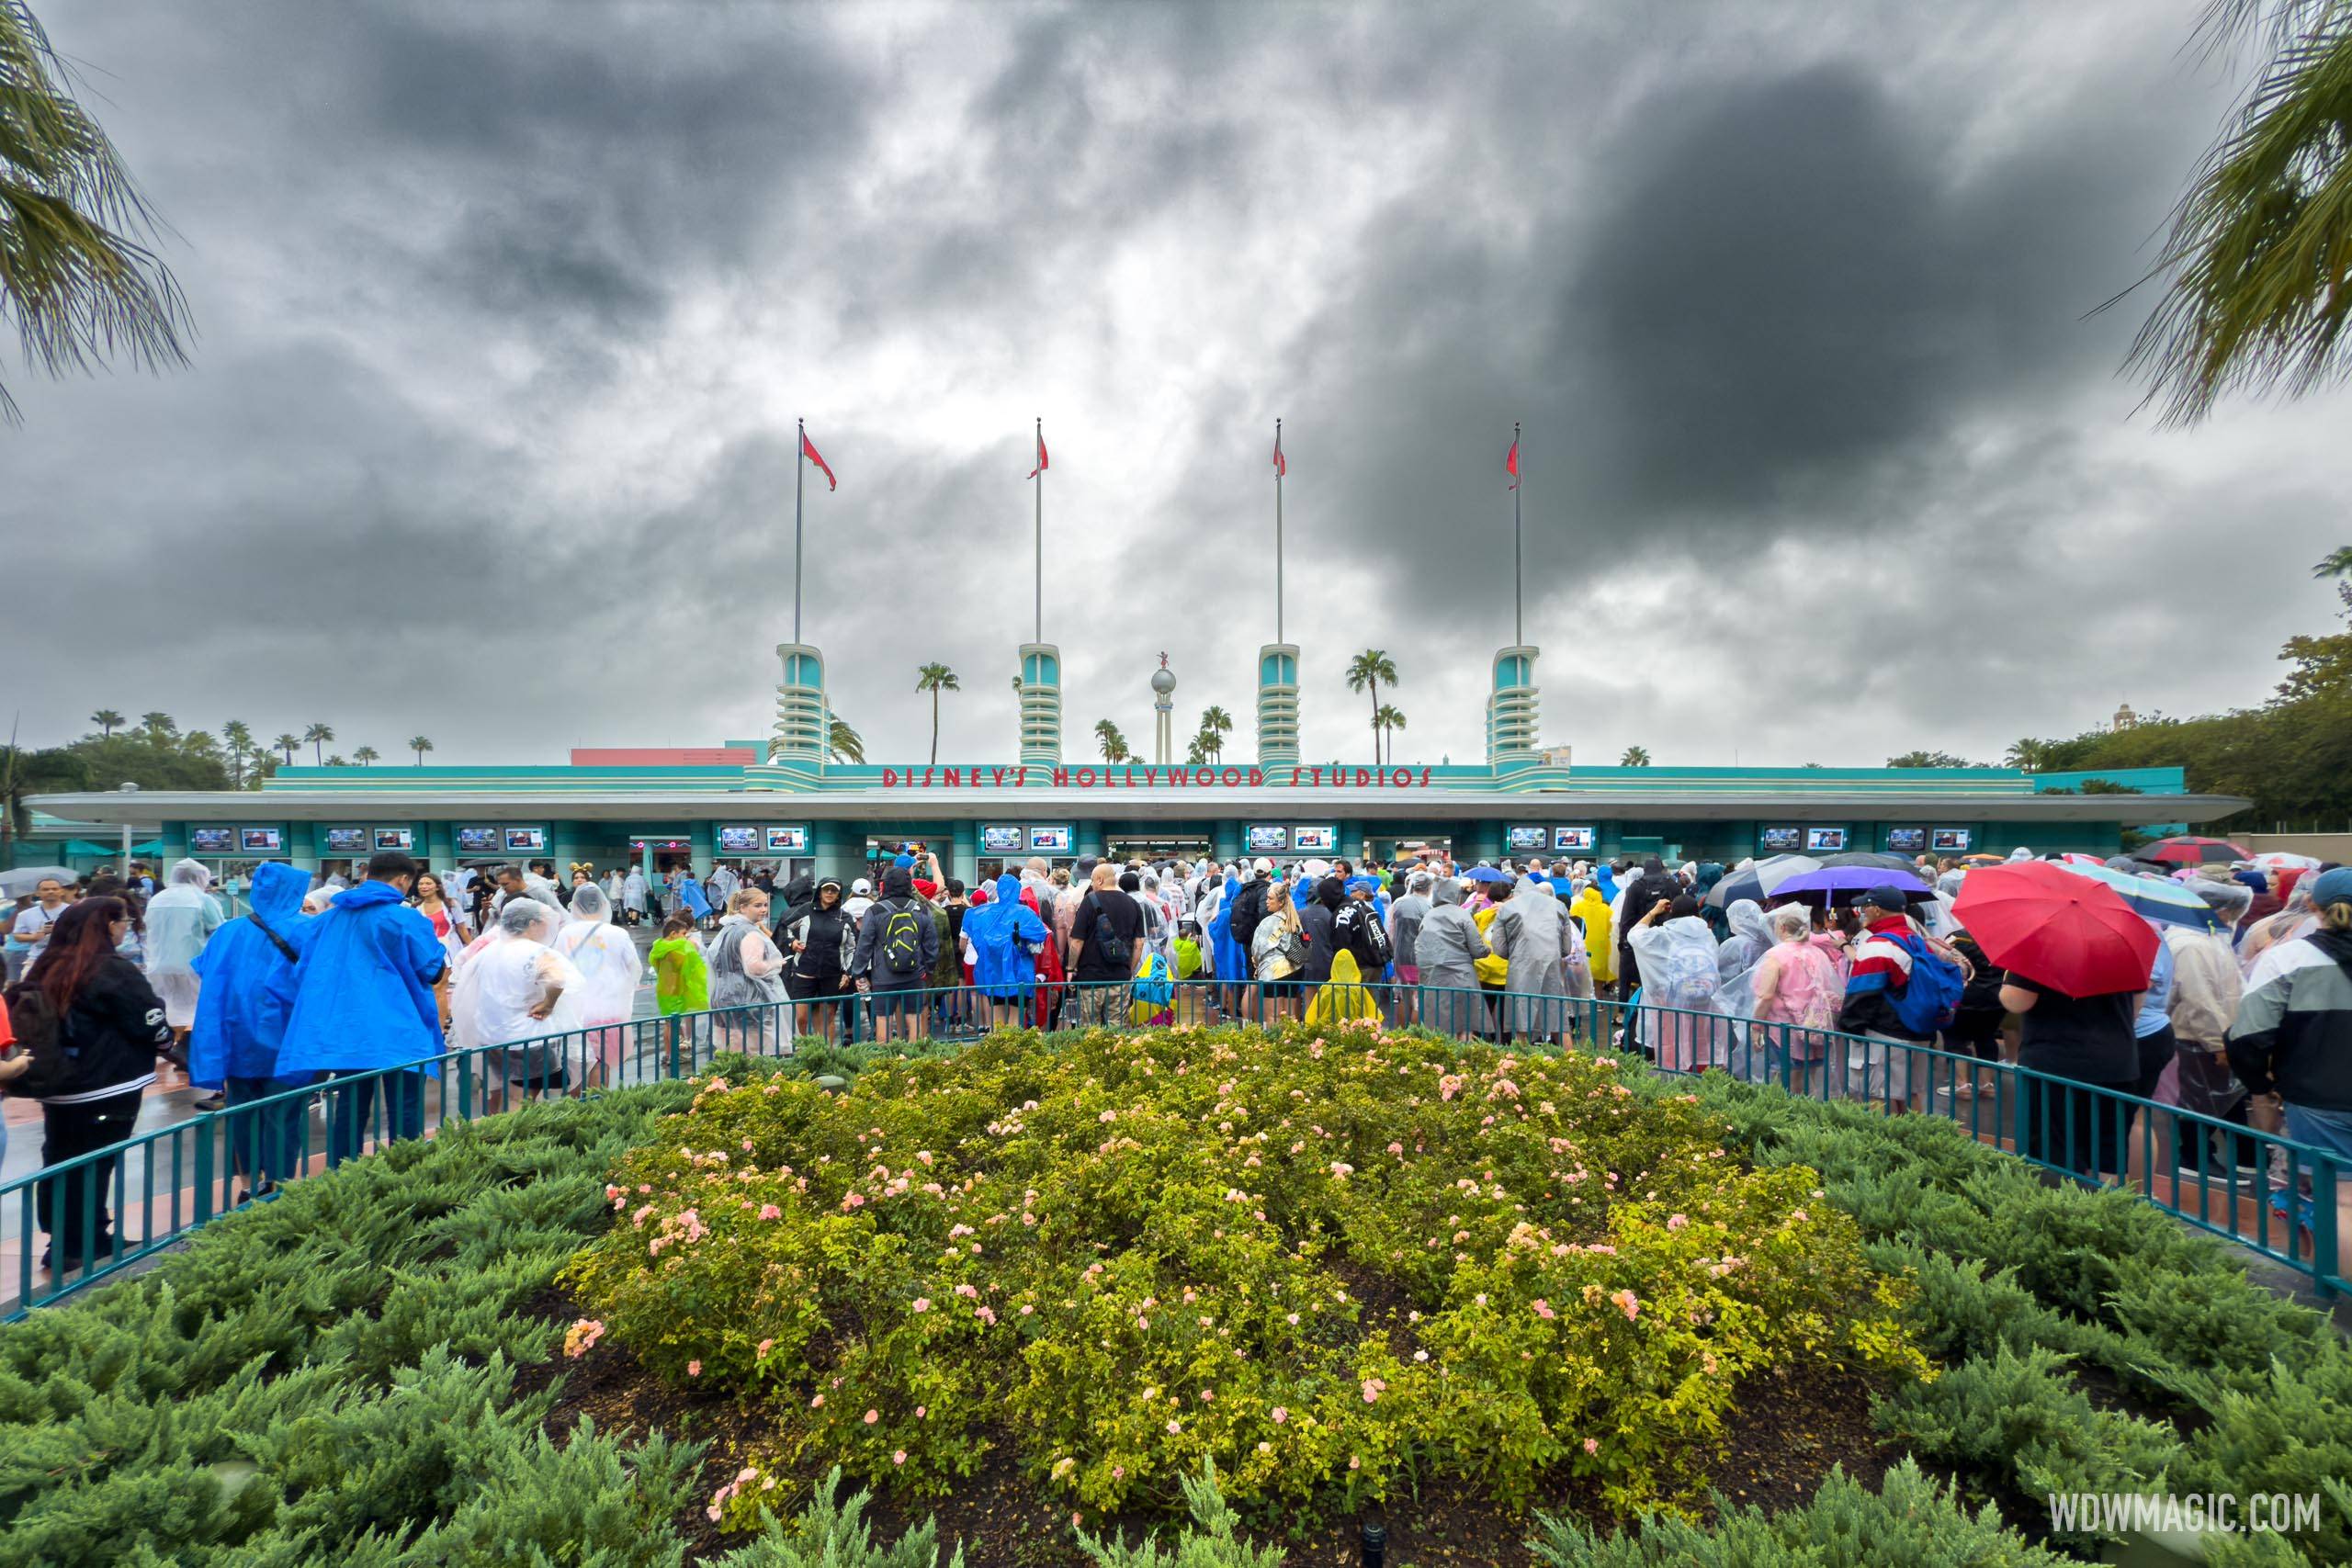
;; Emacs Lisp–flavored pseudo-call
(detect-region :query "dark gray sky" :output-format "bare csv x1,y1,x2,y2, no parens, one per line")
9,0,2343,769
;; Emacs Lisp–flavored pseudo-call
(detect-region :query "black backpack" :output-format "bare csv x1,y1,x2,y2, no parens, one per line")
1090,895,1133,968
1229,879,1269,951
876,898,927,976
1344,903,1391,972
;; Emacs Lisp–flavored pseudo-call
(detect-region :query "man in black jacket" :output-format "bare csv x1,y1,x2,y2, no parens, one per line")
1615,858,1682,996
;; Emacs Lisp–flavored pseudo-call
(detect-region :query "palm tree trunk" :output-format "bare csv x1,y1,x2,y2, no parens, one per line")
1368,678,1380,766
312,740,322,766
930,689,939,765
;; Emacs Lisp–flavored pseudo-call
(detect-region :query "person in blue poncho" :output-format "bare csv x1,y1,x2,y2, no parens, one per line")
962,872,1048,1031
190,861,314,1196
1209,870,1247,1011
272,850,447,1166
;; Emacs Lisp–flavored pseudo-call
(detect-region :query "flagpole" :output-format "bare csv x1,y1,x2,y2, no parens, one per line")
793,417,806,644
1033,415,1043,645
1512,420,1523,649
1274,417,1284,646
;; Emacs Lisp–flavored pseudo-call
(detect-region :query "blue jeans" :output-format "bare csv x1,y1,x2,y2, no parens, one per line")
224,1076,307,1189
325,1068,428,1168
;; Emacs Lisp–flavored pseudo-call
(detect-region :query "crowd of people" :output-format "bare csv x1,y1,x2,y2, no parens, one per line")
5,839,2350,1273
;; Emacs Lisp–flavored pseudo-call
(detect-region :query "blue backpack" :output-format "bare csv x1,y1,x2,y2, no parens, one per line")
1131,951,1174,1007
1885,931,1963,1035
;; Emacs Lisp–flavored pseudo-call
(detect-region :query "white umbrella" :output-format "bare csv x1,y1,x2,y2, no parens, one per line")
0,864,76,897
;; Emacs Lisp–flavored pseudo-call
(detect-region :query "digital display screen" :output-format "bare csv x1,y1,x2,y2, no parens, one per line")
1885,829,1927,853
1506,827,1547,852
503,827,547,852
1805,828,1849,852
1247,825,1289,852
457,827,501,853
323,828,368,854
1554,826,1596,852
372,828,413,851
1291,826,1338,853
1759,827,1803,853
240,828,283,852
980,826,1023,853
1931,828,1973,852
717,827,760,853
1028,826,1072,853
190,828,235,853
764,827,809,853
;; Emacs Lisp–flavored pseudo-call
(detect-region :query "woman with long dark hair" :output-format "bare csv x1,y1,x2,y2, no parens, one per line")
3,897,171,1272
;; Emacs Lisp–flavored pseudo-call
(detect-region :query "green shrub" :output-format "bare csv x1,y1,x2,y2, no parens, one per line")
568,1027,1923,1518
713,1466,966,1568
1526,1458,2073,1566
1071,1461,1285,1568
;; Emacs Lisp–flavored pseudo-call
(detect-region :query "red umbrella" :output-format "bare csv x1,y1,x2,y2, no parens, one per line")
1951,860,2159,997
2134,835,2252,866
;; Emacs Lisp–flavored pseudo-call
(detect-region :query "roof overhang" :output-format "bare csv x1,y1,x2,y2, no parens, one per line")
28,788,2252,828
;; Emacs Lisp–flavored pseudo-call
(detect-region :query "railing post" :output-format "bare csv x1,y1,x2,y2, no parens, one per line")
193,1118,216,1226
2312,1153,2338,1296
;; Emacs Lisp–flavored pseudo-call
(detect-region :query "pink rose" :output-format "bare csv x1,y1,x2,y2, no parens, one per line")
865,1408,880,1425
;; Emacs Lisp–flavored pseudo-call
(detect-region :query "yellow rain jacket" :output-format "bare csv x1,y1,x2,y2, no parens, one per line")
1572,886,1615,985
1305,951,1383,1026
1472,906,1510,987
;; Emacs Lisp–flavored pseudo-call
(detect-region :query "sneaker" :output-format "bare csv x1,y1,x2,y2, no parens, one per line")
192,1092,226,1111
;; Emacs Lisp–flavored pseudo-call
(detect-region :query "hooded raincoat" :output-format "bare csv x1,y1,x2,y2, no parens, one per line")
1208,874,1247,982
554,883,642,1064
145,858,225,1029
1627,911,1725,1072
1717,899,1771,981
1306,950,1383,1026
1415,878,1487,1036
188,861,312,1087
273,880,447,1077
1487,872,1592,1036
1570,885,1615,986
964,873,1049,1002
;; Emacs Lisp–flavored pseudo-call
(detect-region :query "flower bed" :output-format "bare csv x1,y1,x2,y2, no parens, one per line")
562,1023,1928,1526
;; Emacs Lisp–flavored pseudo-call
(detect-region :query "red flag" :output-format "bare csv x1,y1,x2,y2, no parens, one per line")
1272,428,1286,477
1028,429,1049,479
1505,438,1520,491
800,429,836,491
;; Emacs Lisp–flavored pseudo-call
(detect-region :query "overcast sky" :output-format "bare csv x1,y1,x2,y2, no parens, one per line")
8,0,2344,772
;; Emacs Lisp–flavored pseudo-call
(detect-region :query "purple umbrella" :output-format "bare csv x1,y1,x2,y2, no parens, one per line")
1770,864,1932,907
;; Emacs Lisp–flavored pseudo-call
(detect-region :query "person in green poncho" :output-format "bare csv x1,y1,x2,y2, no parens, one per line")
650,913,709,1014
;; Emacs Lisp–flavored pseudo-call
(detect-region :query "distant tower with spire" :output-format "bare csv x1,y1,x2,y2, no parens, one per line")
1151,653,1177,764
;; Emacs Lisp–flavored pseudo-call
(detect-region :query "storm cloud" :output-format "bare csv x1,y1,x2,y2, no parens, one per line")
6,0,2344,773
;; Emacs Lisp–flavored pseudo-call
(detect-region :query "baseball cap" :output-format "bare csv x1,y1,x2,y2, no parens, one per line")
2312,865,2352,909
851,876,873,895
1252,856,1273,874
1855,886,1908,913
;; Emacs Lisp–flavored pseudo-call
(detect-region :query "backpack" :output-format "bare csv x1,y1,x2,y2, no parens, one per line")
1343,903,1390,972
1885,931,1964,1036
1229,879,1269,951
877,898,927,977
1130,949,1173,1006
1090,896,1132,968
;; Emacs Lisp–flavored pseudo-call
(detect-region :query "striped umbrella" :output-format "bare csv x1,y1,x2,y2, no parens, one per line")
2052,859,2224,933
1704,853,1821,909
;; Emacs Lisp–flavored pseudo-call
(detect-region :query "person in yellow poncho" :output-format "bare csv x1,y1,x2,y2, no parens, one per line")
1471,901,1510,987
1573,884,1616,989
650,912,710,1014
1305,949,1383,1026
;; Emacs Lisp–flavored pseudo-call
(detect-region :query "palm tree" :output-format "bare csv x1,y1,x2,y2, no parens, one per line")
2002,739,2051,773
2126,2,2352,422
1093,719,1130,762
1620,745,1652,766
352,745,379,767
271,732,301,764
408,735,434,764
2,742,90,851
1374,705,1407,764
138,711,176,743
1185,734,1209,766
827,716,865,765
324,753,346,767
88,708,124,738
220,719,253,787
915,663,960,765
1345,650,1398,763
0,2,190,423
301,723,334,765
1198,705,1233,763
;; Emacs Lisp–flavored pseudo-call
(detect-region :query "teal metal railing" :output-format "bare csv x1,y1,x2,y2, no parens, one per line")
4,976,2341,1316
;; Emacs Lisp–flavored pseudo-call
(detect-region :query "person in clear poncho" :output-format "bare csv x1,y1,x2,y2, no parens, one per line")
1626,892,1726,1072
1487,872,1591,1044
2238,874,2320,977
553,882,641,1086
144,858,225,1053
1741,902,1846,1094
1716,898,1770,982
1414,877,1487,1040
451,898,583,1107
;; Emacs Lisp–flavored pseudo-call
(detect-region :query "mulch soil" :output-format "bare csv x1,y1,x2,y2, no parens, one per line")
514,1286,1906,1567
